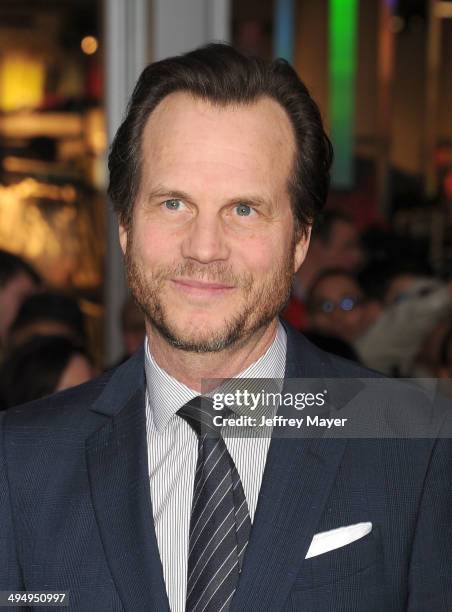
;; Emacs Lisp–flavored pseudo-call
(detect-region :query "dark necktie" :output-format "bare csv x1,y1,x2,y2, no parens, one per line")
177,396,251,612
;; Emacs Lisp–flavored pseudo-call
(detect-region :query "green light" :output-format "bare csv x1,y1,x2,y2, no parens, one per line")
329,0,358,188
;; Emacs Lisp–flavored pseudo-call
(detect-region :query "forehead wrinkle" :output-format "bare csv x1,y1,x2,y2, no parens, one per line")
143,136,290,198
142,149,284,206
142,93,295,162
139,92,296,210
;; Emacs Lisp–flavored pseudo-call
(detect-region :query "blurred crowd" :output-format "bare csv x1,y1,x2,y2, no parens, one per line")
282,210,452,385
0,249,145,410
0,210,451,409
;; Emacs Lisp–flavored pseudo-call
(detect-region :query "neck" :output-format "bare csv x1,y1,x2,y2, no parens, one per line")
146,320,279,392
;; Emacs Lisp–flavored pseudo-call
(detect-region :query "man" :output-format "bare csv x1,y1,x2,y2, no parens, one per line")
282,210,363,328
0,250,40,352
1,44,451,611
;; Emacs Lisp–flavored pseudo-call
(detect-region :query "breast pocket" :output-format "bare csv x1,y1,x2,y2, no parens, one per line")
288,529,384,611
293,528,381,590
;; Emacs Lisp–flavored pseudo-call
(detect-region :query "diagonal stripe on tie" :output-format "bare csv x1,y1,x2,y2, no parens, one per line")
187,521,236,596
192,548,238,612
189,472,233,550
192,444,228,508
188,509,235,581
177,397,252,612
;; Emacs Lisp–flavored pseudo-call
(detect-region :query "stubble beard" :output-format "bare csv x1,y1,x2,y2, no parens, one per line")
125,235,296,354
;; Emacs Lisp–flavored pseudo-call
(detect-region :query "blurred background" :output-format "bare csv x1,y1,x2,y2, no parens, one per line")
0,0,451,406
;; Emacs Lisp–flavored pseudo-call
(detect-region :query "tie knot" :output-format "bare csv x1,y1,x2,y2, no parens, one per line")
177,396,230,436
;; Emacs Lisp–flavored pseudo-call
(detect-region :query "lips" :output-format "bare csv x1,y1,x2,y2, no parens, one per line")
171,278,235,297
174,278,233,289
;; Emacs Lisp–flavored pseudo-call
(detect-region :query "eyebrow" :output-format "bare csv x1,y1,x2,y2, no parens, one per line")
146,185,273,208
146,187,192,203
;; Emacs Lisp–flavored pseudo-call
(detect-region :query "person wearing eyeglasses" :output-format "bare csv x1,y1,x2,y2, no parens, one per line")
307,269,452,377
306,268,369,345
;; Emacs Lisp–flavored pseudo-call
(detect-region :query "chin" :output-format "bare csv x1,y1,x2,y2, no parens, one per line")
151,309,250,354
168,303,235,330
170,320,231,348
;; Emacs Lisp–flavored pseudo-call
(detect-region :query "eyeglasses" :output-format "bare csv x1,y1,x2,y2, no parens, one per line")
313,296,363,314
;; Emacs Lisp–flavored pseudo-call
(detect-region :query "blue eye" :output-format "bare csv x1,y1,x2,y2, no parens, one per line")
235,204,253,216
164,199,184,211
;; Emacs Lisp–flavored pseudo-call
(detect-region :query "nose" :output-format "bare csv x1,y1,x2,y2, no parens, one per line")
181,214,229,264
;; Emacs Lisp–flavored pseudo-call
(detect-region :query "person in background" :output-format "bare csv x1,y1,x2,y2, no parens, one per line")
356,275,452,376
282,210,364,328
0,250,41,355
7,290,87,350
306,268,368,347
0,335,94,410
307,267,452,376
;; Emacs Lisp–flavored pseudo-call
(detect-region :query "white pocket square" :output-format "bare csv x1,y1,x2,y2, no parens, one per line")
305,521,372,559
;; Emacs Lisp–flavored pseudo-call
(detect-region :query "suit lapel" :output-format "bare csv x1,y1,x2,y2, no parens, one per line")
85,350,170,612
231,437,347,611
231,324,349,611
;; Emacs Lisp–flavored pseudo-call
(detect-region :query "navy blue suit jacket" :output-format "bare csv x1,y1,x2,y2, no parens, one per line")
1,324,451,611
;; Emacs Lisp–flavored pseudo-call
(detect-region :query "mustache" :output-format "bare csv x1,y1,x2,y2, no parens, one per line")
150,261,253,289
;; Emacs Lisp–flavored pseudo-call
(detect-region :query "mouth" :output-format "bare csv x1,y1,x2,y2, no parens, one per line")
170,278,235,298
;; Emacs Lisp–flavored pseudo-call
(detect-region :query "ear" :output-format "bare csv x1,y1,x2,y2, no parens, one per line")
293,225,311,273
119,222,128,255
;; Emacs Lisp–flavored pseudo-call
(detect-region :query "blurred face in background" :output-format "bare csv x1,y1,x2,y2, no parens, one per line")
120,92,309,353
321,220,364,271
309,273,367,343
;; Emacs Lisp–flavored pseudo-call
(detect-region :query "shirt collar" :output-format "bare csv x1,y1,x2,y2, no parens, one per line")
145,321,287,433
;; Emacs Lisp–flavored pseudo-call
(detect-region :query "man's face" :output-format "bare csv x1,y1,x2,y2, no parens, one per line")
323,220,363,270
309,274,366,343
119,92,309,353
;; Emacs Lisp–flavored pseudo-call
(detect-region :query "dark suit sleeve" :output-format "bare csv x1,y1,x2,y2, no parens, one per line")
0,412,25,592
407,413,452,610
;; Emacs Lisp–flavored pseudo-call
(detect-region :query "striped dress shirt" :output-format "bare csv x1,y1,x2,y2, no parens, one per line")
144,323,287,612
